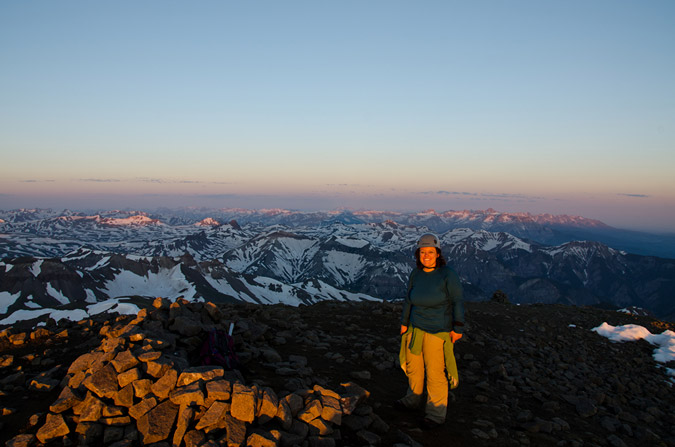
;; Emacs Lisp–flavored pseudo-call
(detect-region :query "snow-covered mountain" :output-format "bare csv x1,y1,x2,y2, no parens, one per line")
1,208,674,326
4,207,672,258
0,249,377,326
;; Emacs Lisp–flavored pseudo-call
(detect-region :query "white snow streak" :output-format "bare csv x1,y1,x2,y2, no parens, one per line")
322,251,365,286
88,299,140,316
0,291,21,314
46,283,70,305
335,237,369,248
30,260,43,277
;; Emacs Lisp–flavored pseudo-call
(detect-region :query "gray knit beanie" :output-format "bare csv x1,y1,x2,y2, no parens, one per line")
417,233,440,249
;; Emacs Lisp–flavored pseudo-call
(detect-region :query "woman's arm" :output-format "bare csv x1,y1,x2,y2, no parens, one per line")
400,271,415,330
446,268,465,335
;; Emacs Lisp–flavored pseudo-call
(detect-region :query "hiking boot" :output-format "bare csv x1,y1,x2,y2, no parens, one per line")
393,400,416,412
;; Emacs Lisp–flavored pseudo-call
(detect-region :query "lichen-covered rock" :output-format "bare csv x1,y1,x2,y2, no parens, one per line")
246,431,278,447
144,356,174,378
206,378,231,402
137,400,179,444
77,392,105,422
5,433,36,447
177,366,224,386
117,367,141,388
298,399,323,423
50,386,82,413
257,387,279,425
83,363,119,398
231,383,257,423
132,378,153,398
195,400,229,431
221,413,247,447
113,384,135,407
111,350,139,373
151,368,178,399
129,397,157,420
36,413,70,443
172,405,195,447
183,430,207,447
169,381,205,407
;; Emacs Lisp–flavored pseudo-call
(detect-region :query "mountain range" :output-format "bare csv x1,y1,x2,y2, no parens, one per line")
2,207,675,259
1,207,674,324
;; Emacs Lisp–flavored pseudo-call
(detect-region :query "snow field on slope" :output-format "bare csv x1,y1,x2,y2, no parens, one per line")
30,260,44,277
223,237,274,271
46,283,70,305
242,277,307,306
446,229,532,253
272,237,320,279
203,277,252,303
275,236,318,255
334,237,369,249
0,298,141,326
296,278,377,303
87,298,140,316
322,251,366,286
103,265,197,301
0,309,58,325
0,291,21,314
226,236,320,281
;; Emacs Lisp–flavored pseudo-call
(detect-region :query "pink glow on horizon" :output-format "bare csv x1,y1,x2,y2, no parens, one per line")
1,188,674,233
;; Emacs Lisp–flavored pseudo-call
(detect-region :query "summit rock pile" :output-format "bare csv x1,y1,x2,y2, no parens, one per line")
1,298,388,447
1,299,674,447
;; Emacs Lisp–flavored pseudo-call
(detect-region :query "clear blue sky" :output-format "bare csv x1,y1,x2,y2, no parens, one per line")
1,1,674,232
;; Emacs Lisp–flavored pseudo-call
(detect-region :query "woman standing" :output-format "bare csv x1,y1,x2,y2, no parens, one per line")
397,233,465,429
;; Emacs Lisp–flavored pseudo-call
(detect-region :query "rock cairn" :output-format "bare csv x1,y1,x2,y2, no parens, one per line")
3,298,389,447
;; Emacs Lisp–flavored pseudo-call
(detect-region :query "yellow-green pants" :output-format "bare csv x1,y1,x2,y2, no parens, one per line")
399,330,449,423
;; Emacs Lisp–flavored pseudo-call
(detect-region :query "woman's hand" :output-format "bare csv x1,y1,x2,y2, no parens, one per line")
450,331,463,343
400,325,408,335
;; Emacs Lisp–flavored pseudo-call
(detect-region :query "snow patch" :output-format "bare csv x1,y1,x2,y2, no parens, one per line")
103,265,197,301
322,251,366,286
0,291,21,314
592,322,675,383
49,309,89,322
46,283,70,305
87,298,140,316
0,309,52,325
87,256,111,271
30,260,44,277
335,237,369,248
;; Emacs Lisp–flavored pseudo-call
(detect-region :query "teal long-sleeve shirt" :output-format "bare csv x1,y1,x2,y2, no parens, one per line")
400,265,465,334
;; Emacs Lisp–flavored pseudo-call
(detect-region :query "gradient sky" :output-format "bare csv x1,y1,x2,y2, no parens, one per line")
1,1,674,232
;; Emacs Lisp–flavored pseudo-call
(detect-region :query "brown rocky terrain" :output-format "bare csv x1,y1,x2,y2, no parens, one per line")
0,299,674,447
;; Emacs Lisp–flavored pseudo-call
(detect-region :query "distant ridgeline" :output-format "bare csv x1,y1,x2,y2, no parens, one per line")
0,208,674,326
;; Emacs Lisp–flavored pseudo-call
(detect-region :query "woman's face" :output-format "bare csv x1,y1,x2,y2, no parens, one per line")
419,247,439,270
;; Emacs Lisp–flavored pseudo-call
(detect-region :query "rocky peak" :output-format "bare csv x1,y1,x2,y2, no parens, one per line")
195,218,221,227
